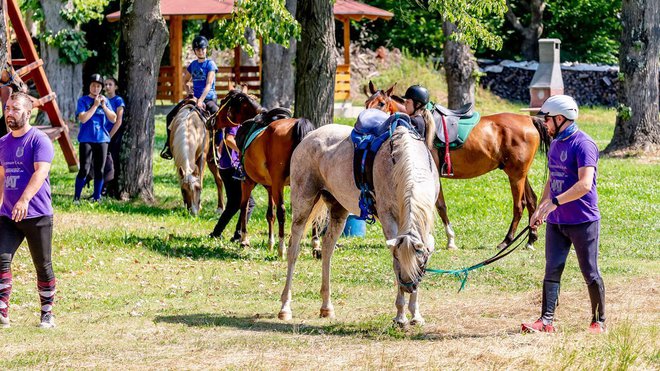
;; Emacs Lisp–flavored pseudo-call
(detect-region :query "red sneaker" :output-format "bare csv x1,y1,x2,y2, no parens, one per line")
521,319,556,333
588,321,606,334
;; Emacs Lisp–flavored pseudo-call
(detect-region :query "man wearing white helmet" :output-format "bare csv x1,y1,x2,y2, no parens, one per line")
522,94,606,334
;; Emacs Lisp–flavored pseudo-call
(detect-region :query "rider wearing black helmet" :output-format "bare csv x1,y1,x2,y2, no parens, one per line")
161,35,218,160
403,84,433,140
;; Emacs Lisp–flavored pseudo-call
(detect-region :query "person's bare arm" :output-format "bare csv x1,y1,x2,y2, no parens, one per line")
109,106,124,138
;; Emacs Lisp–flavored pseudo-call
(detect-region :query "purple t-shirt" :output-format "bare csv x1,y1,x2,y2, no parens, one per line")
547,129,600,224
217,126,239,170
0,127,55,218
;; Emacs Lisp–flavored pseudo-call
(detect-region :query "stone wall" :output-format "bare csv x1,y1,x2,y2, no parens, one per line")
478,60,621,107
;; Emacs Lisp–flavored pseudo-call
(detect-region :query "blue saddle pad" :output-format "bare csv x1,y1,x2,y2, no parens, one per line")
354,109,391,136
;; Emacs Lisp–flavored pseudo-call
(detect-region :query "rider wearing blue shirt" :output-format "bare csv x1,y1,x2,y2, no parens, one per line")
161,35,218,160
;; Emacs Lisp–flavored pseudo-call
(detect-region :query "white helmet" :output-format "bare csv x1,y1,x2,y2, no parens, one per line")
538,95,579,121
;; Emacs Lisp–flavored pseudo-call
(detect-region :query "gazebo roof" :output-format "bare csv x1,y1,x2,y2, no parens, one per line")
106,0,393,22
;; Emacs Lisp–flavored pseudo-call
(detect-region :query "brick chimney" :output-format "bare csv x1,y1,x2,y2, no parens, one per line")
529,39,564,108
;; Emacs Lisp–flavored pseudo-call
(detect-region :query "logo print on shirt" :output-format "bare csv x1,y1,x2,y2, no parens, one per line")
551,178,564,193
560,150,567,162
5,175,19,189
15,146,24,158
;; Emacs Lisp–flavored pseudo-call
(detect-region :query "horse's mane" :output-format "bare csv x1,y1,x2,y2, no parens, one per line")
389,126,436,282
171,105,205,183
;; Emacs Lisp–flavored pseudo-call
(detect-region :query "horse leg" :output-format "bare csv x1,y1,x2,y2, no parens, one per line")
394,285,408,327
311,223,322,259
273,184,287,259
523,177,539,249
238,179,257,247
206,156,225,214
319,195,349,318
265,187,276,252
436,181,458,250
279,195,322,321
408,290,425,326
500,175,527,249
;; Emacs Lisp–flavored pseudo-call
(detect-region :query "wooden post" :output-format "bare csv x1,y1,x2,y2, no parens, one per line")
6,0,78,171
233,46,241,84
343,18,350,65
169,16,183,102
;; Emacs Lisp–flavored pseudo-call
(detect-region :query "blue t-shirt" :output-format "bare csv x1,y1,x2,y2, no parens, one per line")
76,95,115,143
187,59,217,100
217,126,239,170
105,95,125,132
0,127,54,218
547,128,600,225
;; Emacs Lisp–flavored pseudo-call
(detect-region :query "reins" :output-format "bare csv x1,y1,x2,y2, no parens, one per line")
426,225,531,292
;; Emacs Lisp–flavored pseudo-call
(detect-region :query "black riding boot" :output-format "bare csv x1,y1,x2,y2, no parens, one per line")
541,280,561,324
587,278,606,323
160,124,173,160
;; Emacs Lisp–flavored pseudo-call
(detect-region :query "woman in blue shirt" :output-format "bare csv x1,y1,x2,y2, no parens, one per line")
73,74,117,203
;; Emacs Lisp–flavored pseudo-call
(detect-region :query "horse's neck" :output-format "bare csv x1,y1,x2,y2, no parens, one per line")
172,109,203,175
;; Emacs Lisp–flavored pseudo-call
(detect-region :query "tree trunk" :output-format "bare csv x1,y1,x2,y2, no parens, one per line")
294,0,335,127
442,21,476,108
505,0,545,61
261,0,296,110
117,0,168,201
39,0,82,127
605,0,660,154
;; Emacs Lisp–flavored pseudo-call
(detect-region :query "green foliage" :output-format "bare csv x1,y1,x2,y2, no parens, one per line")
423,0,507,50
544,0,621,64
43,28,96,64
211,0,300,56
61,0,109,24
616,104,632,121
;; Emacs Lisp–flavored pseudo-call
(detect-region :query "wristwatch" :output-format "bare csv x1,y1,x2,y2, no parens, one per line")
551,196,561,206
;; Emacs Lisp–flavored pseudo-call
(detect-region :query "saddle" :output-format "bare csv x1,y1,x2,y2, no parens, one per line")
235,107,292,154
431,102,480,176
351,109,416,223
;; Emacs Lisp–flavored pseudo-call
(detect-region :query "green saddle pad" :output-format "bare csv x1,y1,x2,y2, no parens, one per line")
435,112,481,150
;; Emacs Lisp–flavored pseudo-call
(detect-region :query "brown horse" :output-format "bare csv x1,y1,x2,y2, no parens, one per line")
212,87,319,258
366,82,551,250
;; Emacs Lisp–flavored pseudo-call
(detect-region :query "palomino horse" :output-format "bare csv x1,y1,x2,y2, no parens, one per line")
170,101,219,216
279,118,439,325
212,87,318,258
366,81,551,250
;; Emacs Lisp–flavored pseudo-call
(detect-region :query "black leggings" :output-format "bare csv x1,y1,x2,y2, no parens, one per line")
211,167,255,237
0,216,54,282
77,142,109,183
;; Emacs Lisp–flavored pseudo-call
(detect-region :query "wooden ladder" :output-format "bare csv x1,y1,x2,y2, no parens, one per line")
4,0,78,171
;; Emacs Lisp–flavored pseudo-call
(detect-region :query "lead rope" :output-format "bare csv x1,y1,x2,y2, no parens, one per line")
426,226,531,292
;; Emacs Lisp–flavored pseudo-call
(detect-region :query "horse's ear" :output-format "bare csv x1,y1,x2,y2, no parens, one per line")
228,79,234,91
385,83,396,97
368,80,376,95
241,84,248,94
386,238,397,251
177,167,184,179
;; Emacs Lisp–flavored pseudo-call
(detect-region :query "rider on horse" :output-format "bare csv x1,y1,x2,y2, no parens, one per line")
161,35,218,160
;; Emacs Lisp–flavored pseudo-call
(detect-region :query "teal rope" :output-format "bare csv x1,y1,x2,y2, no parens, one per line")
426,226,531,292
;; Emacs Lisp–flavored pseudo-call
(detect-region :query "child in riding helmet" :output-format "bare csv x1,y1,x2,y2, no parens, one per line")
522,94,606,334
402,85,435,147
161,35,218,160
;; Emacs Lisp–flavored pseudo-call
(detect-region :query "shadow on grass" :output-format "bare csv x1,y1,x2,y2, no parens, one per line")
154,313,497,340
51,192,186,217
124,235,243,260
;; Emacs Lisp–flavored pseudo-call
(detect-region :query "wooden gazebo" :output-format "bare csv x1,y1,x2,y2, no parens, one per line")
107,0,392,103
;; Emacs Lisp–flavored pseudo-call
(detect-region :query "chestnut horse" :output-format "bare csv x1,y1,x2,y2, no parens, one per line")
366,81,551,250
212,87,319,258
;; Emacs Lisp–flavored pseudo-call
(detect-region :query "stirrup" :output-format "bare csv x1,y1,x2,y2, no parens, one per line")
441,163,454,177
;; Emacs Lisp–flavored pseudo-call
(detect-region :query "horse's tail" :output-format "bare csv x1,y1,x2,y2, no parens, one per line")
292,118,315,150
531,116,551,156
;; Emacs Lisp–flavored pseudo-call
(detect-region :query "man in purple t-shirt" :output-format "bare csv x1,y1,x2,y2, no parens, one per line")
0,92,56,329
521,95,606,334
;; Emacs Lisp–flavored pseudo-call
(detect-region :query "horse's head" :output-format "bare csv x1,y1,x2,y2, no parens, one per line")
214,85,264,130
1,63,28,93
387,231,435,293
365,81,405,114
179,167,202,216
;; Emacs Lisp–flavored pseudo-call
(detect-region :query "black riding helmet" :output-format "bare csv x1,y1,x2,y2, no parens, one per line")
403,85,430,110
192,35,209,50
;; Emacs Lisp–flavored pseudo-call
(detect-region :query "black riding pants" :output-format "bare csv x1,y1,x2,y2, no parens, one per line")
211,167,255,238
0,215,55,282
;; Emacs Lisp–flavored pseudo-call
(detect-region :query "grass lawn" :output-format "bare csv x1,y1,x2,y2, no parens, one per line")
1,99,658,368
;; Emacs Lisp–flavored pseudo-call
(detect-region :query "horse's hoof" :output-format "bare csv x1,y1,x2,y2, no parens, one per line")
312,238,321,251
496,242,508,250
319,308,335,318
409,317,425,326
312,248,322,260
393,318,408,328
240,240,250,248
215,207,223,215
524,243,535,251
447,243,458,250
278,310,292,321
